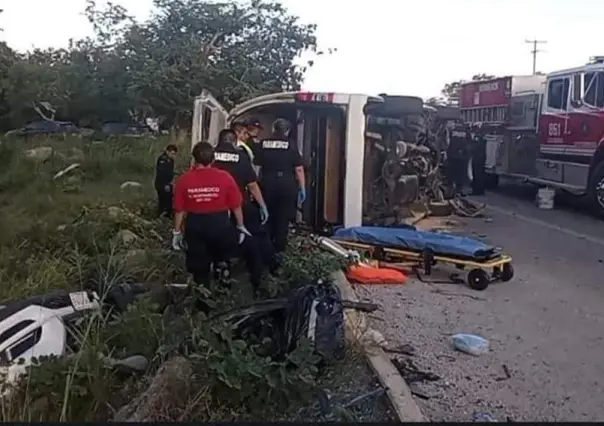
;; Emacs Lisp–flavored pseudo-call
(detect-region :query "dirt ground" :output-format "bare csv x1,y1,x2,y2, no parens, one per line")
361,184,604,422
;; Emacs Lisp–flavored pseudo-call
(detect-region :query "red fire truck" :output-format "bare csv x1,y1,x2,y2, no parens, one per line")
460,58,604,215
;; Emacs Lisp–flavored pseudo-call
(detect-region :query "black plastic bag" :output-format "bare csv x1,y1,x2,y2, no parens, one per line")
214,280,346,360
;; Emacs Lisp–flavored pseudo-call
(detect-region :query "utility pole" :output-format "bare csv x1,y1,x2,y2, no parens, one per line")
525,39,547,75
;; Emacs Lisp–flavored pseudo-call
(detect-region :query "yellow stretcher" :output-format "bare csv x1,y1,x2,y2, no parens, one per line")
332,239,514,291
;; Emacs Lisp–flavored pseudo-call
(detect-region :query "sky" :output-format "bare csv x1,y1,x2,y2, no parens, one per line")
2,0,603,99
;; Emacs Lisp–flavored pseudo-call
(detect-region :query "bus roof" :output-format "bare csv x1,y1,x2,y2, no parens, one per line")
229,91,384,118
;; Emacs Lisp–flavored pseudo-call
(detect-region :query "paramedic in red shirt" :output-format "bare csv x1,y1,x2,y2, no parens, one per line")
171,141,263,290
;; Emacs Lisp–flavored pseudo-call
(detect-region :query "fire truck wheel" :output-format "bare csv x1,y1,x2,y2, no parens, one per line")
588,162,604,216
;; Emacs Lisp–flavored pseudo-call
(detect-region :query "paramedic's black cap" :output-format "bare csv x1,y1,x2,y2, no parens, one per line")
244,118,263,129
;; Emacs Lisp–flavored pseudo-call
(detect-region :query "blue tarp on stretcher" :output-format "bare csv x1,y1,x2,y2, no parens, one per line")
333,225,497,260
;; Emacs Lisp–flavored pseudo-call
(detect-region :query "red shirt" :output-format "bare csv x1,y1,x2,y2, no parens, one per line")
173,166,242,213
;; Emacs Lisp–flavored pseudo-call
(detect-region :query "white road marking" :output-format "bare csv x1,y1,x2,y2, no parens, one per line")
487,204,604,248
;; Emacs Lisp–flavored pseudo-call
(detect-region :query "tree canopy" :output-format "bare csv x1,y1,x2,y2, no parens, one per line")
0,0,323,130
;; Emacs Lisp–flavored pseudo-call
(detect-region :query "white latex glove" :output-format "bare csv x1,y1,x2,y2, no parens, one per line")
237,225,252,244
171,230,183,251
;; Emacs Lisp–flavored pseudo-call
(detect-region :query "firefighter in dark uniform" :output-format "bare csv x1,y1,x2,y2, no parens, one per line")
171,142,263,289
446,123,472,195
154,144,178,217
470,123,487,195
254,118,306,254
213,128,277,272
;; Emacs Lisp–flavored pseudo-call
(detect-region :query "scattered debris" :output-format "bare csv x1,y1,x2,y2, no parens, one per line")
53,163,80,180
391,357,440,400
391,357,440,384
451,333,489,356
101,354,149,373
449,197,487,218
341,387,386,408
342,300,380,313
362,329,388,347
383,343,416,356
120,181,142,190
434,354,456,362
407,383,434,400
116,229,139,245
472,411,498,422
495,364,512,381
24,146,53,162
429,288,486,301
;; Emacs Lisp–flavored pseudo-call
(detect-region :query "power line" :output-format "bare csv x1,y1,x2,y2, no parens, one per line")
525,39,547,75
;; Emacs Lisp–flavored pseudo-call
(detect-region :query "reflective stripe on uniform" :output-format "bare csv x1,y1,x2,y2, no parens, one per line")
237,141,260,176
262,140,289,149
237,141,254,161
215,152,239,162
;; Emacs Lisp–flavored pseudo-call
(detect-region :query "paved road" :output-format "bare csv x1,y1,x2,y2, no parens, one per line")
363,185,604,422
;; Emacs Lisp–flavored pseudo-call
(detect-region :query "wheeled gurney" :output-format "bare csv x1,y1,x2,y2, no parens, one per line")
331,225,514,290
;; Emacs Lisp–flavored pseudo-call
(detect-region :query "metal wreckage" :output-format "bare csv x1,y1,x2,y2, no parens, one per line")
362,95,485,223
0,92,486,392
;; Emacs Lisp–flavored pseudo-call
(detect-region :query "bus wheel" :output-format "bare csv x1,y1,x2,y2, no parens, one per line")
588,162,604,216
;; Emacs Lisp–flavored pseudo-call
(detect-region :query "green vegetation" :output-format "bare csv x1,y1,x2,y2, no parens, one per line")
0,135,374,422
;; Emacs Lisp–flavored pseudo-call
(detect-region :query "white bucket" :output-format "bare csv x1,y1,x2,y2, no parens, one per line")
536,187,555,210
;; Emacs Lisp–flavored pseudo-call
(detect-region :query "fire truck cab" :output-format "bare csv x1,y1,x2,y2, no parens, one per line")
462,58,604,214
191,90,431,231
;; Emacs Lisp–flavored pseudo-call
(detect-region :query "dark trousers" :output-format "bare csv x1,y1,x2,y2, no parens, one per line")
447,158,468,194
155,184,173,217
243,202,278,271
261,175,297,254
184,213,263,289
471,143,487,195
471,154,486,195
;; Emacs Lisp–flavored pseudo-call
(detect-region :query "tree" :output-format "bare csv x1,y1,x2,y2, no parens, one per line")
0,0,324,130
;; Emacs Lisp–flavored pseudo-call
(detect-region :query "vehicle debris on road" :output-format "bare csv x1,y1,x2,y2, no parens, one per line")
451,333,490,356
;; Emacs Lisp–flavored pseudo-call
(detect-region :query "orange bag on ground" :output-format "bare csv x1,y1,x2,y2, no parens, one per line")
345,264,407,284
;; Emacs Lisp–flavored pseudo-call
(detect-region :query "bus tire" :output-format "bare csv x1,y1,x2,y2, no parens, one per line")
588,161,604,216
